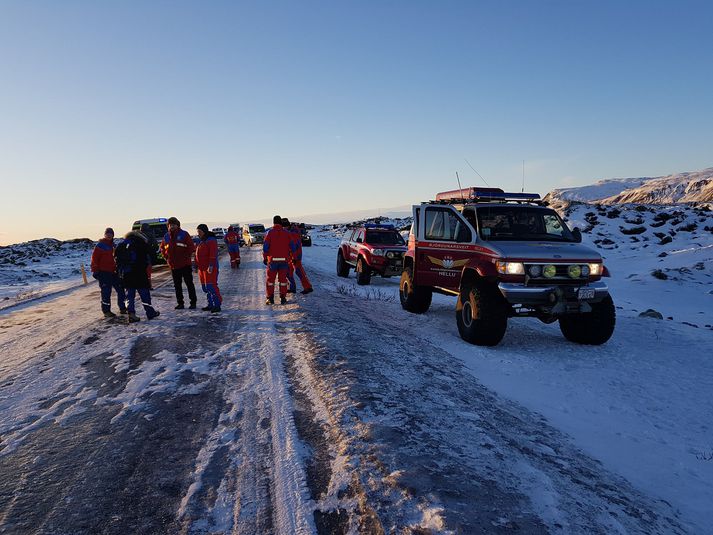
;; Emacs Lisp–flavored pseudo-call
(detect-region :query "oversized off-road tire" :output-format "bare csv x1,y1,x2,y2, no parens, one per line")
336,251,350,277
456,281,508,346
356,257,371,285
559,294,616,345
399,266,432,313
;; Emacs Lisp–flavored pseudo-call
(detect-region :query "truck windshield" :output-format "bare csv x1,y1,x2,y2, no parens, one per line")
476,207,575,242
250,225,265,233
365,230,405,245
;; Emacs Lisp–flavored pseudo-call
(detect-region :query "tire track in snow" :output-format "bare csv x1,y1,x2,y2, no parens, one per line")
175,251,316,535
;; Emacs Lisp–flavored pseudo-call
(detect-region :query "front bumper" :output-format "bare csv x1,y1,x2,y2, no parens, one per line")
498,280,609,307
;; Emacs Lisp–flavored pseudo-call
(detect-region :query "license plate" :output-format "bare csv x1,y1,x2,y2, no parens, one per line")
577,288,596,300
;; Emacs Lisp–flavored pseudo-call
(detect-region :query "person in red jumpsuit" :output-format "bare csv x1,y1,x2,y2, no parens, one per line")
224,225,241,269
289,222,313,294
263,215,296,305
281,218,298,293
195,224,222,313
90,227,127,317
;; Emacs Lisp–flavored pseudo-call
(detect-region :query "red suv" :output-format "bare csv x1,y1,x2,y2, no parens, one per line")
337,224,407,285
400,188,614,346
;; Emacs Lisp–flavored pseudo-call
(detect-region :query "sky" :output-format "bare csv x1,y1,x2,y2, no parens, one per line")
1,0,712,244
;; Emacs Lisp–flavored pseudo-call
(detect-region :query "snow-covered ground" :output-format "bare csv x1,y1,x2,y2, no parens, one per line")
0,238,94,310
303,208,713,533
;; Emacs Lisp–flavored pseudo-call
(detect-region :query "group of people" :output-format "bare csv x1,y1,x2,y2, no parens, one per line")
263,215,313,305
90,214,313,321
90,225,160,322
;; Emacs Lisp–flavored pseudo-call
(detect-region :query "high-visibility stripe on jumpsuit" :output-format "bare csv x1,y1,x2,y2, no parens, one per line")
263,224,296,298
195,235,222,308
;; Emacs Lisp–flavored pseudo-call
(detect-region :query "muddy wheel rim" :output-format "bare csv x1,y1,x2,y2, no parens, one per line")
401,280,409,300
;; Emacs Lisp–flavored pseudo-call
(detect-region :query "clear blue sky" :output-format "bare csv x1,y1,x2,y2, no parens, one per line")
1,0,711,244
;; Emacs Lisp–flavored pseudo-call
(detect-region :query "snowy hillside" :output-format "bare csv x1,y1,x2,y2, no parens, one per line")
546,167,713,205
0,238,94,307
559,202,713,326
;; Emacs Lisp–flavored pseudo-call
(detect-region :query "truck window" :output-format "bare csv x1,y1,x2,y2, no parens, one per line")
424,208,472,243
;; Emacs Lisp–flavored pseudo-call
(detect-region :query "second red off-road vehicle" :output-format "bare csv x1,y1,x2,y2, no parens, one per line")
336,224,407,285
400,187,615,346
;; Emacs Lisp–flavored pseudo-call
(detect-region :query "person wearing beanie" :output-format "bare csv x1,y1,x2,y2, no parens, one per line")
160,216,197,309
195,224,222,312
90,227,127,318
114,230,160,322
263,215,296,305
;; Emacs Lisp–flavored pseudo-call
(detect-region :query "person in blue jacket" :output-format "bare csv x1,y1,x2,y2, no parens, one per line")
115,231,160,323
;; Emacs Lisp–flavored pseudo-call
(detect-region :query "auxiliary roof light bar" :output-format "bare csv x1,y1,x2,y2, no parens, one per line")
363,223,395,229
433,187,542,205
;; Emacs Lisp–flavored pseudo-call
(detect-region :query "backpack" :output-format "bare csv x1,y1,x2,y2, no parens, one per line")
114,240,134,275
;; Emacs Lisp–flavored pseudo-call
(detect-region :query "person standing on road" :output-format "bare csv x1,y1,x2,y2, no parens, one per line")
161,217,197,310
263,215,296,305
90,227,127,318
288,220,313,295
224,226,241,269
115,231,160,323
195,224,222,313
281,218,297,293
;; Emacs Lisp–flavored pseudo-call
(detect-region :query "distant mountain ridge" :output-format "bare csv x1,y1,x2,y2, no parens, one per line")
545,168,713,205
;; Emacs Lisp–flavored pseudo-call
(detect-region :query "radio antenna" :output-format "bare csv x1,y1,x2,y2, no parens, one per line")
464,158,490,187
522,160,525,193
456,171,465,199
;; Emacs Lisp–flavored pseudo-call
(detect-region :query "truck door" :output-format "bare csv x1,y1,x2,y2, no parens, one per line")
415,205,475,290
350,229,363,263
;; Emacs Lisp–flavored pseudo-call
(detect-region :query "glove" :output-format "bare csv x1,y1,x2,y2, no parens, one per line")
208,266,213,274
263,258,268,266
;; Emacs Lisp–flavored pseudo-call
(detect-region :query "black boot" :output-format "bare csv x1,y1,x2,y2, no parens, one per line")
265,296,274,305
175,303,185,310
280,296,287,305
202,305,212,311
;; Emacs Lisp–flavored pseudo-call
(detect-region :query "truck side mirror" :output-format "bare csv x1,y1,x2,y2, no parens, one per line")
572,227,582,243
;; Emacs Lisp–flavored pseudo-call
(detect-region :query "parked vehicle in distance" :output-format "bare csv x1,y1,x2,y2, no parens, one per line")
212,227,226,241
132,218,168,264
400,187,615,346
243,224,266,246
230,223,246,246
337,224,407,285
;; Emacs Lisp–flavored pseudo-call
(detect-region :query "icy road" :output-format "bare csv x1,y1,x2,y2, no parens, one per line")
0,245,706,534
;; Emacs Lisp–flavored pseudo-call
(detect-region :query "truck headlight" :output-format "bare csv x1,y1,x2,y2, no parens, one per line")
568,265,582,278
372,249,384,256
386,251,394,258
543,264,557,278
496,261,525,275
528,265,542,277
588,263,602,276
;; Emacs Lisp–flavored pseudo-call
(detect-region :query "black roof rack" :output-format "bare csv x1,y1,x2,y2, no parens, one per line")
426,187,545,206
